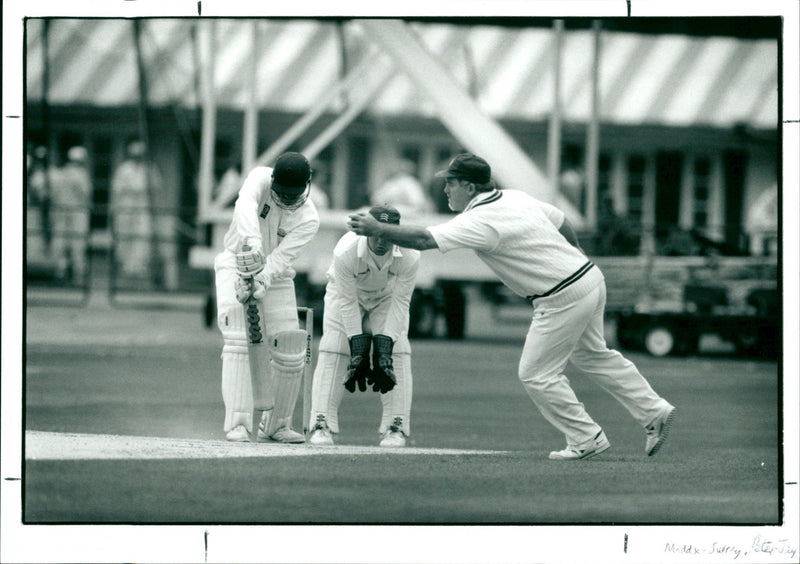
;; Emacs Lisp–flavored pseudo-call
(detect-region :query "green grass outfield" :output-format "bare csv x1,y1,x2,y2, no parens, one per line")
20,300,783,526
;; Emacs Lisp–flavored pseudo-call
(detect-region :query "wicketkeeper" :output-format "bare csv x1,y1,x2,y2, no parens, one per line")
308,204,419,447
214,152,320,442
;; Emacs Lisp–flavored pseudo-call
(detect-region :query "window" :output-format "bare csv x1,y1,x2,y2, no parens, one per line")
91,134,113,230
693,157,711,227
597,153,612,212
561,144,585,212
627,155,646,222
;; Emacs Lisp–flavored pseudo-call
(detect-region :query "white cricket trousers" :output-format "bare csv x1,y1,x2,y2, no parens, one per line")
519,276,671,447
309,283,413,436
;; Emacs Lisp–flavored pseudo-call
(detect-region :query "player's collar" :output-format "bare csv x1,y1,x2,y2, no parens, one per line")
464,189,502,212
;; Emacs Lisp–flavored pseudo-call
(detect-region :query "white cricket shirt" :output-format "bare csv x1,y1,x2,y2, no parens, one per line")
327,231,420,340
427,189,601,301
221,166,320,281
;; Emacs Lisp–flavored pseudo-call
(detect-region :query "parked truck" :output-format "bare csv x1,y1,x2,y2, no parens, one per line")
614,257,779,358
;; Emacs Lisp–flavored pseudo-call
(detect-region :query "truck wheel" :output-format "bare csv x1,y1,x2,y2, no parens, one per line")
644,325,675,357
673,333,699,356
440,282,466,339
615,319,640,349
615,313,644,350
617,331,640,350
734,332,760,357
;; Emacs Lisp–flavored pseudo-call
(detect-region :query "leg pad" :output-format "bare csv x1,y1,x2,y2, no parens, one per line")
265,330,308,435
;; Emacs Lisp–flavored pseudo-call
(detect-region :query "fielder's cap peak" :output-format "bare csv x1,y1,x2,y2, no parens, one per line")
434,152,491,184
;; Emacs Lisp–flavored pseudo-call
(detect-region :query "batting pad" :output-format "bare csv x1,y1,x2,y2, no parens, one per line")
221,345,254,432
219,302,257,432
379,352,413,436
265,329,307,435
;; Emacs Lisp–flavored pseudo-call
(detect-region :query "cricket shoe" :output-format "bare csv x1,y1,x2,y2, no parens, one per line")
645,405,676,456
226,425,250,442
267,426,306,444
308,415,335,446
379,417,407,448
255,415,306,443
548,430,610,460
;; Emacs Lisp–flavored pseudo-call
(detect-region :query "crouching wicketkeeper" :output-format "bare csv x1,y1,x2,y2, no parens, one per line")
214,152,320,442
308,204,419,447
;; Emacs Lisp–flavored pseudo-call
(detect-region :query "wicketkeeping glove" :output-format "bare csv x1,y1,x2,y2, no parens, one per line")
370,334,396,394
344,333,372,393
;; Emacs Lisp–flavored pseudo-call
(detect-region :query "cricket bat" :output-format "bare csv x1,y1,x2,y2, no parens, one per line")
241,245,275,442
299,307,314,437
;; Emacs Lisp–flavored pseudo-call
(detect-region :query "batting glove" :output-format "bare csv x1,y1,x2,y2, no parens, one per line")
234,271,269,303
236,241,265,276
251,271,269,300
370,334,396,393
345,333,372,393
235,276,252,304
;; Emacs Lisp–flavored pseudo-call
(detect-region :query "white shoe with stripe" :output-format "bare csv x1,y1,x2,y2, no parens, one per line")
548,430,610,460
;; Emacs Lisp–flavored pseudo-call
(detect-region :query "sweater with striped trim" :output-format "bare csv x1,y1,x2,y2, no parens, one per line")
426,189,603,301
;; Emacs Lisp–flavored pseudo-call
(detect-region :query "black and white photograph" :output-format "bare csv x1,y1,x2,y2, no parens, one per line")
2,1,798,562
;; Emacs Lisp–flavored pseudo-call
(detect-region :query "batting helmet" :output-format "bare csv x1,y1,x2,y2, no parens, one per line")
271,152,311,210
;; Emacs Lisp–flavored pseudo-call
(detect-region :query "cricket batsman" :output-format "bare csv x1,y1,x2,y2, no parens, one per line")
308,204,419,447
214,152,320,442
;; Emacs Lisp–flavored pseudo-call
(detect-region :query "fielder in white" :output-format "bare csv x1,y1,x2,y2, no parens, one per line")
348,153,676,460
214,152,320,443
309,204,419,447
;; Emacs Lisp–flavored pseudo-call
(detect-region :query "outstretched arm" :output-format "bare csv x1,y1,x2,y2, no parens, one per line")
347,212,439,251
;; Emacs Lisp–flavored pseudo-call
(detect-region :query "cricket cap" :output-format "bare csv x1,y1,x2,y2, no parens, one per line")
435,153,491,184
368,203,401,225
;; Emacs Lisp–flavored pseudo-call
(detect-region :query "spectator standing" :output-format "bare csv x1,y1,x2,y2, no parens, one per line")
371,159,435,217
50,146,92,283
110,140,160,278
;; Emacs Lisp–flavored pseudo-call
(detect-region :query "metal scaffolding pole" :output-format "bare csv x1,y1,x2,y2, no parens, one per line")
584,20,602,230
358,19,583,226
133,20,163,286
547,20,563,213
39,19,54,249
242,21,260,175
197,20,217,222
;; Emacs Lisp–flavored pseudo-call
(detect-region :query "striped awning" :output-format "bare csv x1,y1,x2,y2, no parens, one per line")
25,18,778,130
